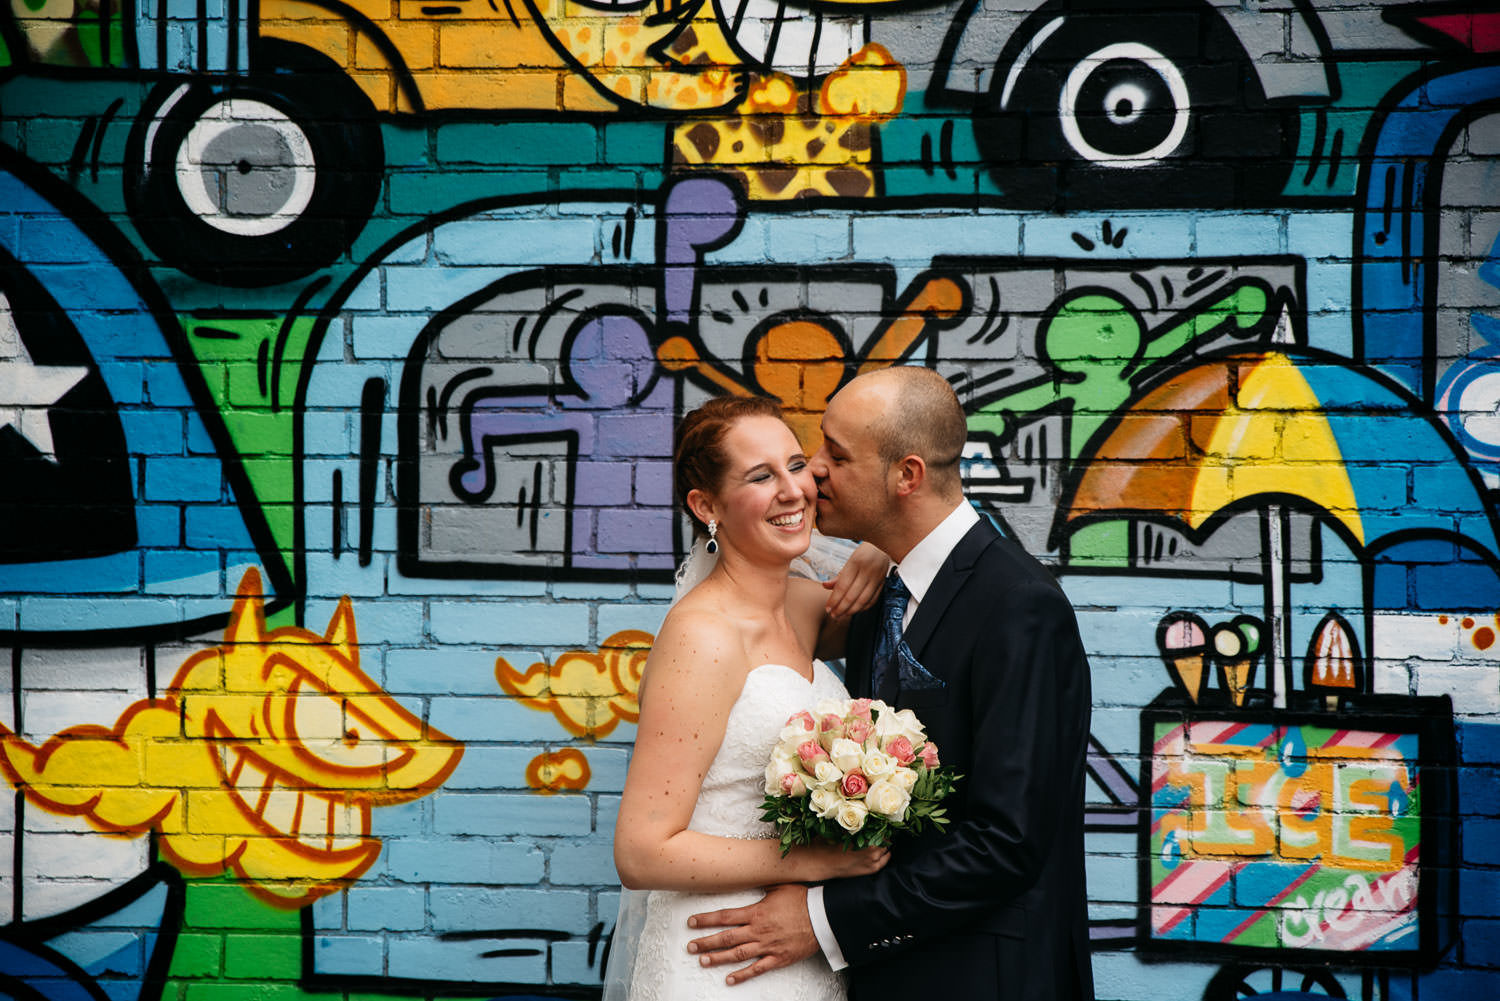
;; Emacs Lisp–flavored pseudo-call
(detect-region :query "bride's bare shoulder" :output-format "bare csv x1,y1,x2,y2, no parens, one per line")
649,597,747,677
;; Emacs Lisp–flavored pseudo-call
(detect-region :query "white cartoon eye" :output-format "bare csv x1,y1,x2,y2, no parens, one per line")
174,98,318,236
292,691,393,770
1058,42,1190,167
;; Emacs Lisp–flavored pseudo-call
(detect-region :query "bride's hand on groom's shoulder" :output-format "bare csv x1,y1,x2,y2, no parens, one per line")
823,542,891,619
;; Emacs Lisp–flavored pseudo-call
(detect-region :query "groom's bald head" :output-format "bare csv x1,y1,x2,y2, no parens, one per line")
847,367,967,498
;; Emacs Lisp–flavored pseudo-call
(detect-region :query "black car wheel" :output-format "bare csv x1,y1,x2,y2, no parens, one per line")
126,42,383,286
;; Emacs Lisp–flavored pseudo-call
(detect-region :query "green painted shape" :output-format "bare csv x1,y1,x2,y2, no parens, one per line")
168,932,224,979
1229,909,1279,949
76,8,128,69
181,878,302,932
1282,61,1425,199
968,280,1274,564
77,13,105,68
224,933,304,979
1064,522,1129,568
179,314,313,592
162,877,428,1001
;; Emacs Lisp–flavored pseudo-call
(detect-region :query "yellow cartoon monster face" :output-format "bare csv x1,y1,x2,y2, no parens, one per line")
0,569,464,907
166,571,462,897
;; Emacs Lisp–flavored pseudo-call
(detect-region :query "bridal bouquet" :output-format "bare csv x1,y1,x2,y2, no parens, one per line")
761,698,959,854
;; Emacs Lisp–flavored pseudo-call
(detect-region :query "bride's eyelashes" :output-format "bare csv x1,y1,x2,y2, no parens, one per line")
745,457,809,484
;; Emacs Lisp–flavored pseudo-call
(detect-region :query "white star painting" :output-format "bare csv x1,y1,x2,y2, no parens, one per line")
0,290,88,463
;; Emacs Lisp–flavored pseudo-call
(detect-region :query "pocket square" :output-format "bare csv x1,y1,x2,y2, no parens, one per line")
895,642,945,692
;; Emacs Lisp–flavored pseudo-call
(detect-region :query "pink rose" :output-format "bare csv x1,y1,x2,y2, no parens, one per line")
919,742,940,769
798,740,830,767
848,699,874,721
887,736,916,766
820,713,845,735
845,718,873,745
781,772,809,797
786,710,817,732
841,771,869,797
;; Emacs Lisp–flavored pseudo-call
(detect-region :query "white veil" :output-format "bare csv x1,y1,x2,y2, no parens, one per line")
600,530,857,999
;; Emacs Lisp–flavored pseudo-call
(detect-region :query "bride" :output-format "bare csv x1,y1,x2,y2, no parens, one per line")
606,396,891,1000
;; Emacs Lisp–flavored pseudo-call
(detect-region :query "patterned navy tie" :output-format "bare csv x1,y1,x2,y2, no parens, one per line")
870,571,910,701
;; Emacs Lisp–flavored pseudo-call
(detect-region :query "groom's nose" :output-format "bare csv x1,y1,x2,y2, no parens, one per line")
808,448,829,479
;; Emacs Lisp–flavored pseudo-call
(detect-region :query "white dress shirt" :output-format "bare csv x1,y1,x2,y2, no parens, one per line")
807,499,981,969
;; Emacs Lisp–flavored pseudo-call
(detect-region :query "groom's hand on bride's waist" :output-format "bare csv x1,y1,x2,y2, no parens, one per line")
686,883,819,985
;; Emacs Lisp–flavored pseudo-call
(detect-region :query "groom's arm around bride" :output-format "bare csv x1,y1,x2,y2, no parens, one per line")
688,368,1095,1001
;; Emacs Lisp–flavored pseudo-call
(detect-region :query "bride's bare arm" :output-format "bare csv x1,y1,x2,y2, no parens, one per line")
784,544,889,660
614,611,887,892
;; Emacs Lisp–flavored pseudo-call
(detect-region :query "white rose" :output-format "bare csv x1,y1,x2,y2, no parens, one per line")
890,766,918,793
814,760,844,787
779,723,812,745
868,699,894,717
814,698,849,719
810,785,842,818
764,753,799,796
861,749,898,780
865,778,912,821
874,707,926,745
830,738,864,773
834,799,869,833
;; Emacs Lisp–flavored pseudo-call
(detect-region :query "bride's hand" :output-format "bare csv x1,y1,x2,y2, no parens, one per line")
795,842,891,881
822,542,890,619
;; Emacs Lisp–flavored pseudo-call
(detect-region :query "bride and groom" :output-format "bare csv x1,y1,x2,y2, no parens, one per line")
608,367,1095,1001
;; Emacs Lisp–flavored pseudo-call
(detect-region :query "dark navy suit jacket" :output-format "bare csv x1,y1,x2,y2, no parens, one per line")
823,517,1095,1001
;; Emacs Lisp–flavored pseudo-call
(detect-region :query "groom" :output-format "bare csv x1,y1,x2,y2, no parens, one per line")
687,367,1095,1000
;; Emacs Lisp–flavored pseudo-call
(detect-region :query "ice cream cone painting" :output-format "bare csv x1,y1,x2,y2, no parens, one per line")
1157,612,1210,703
1211,616,1264,707
1305,611,1363,710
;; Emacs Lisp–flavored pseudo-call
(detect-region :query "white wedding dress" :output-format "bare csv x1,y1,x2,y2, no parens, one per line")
617,660,850,1001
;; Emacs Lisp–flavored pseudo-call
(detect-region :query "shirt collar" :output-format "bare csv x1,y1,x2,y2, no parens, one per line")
895,500,980,607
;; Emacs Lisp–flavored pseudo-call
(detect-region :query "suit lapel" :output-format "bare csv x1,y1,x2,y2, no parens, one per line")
845,606,878,698
902,517,999,660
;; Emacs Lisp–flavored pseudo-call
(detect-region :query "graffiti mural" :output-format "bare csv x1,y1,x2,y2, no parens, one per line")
3,1,1500,999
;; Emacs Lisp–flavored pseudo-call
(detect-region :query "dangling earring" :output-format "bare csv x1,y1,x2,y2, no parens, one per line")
705,519,719,555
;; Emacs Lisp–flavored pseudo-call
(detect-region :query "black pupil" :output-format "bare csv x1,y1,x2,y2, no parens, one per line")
1075,58,1177,157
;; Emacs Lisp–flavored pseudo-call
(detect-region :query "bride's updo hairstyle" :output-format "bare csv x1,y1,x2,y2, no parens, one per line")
673,395,786,534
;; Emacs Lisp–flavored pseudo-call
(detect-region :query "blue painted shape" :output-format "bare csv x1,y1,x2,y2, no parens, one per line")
1372,538,1500,611
1280,727,1308,778
0,940,108,1001
1358,65,1500,396
1234,861,1311,908
0,163,280,632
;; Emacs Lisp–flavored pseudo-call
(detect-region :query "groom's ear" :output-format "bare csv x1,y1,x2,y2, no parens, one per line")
892,454,927,498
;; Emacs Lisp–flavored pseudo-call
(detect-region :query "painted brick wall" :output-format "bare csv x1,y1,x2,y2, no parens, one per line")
1,2,1498,999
